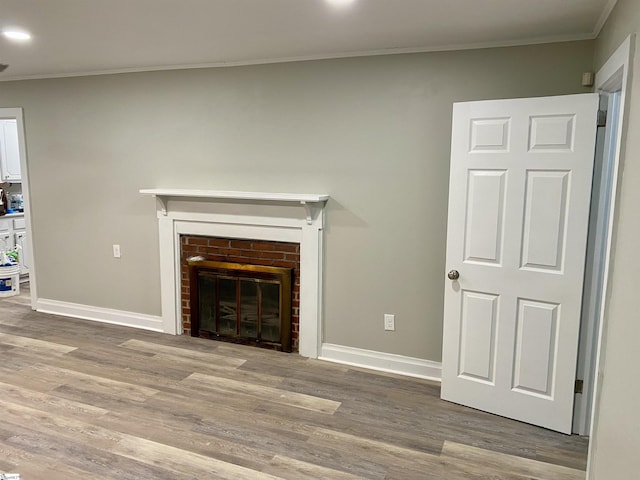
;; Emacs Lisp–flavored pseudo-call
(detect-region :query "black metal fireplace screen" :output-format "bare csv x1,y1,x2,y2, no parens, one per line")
188,259,293,352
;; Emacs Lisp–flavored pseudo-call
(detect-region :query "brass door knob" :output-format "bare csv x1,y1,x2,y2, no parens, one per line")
447,270,460,280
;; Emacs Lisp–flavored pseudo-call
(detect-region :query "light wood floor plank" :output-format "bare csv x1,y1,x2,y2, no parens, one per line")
0,380,109,419
536,444,589,471
120,338,247,367
252,396,446,456
441,440,586,480
154,352,287,386
0,438,106,480
0,331,77,354
0,399,123,450
182,371,341,414
308,427,444,478
4,428,185,480
46,350,191,390
149,389,318,437
93,405,275,471
263,454,368,479
113,435,284,480
27,363,160,401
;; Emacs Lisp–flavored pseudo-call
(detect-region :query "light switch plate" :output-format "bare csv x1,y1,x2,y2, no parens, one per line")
384,314,395,331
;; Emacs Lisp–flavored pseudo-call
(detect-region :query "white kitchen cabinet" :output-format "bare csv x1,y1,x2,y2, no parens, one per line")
0,218,14,251
0,216,29,280
0,120,21,182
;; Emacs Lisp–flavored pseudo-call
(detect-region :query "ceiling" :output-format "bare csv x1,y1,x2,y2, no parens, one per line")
0,0,616,81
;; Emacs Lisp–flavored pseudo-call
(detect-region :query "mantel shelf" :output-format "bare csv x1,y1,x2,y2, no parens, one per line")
140,188,329,224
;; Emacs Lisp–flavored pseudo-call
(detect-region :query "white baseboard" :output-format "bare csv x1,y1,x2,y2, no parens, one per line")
319,343,442,381
36,298,164,333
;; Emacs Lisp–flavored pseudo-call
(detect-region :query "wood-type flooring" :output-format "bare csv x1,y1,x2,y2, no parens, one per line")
0,285,588,479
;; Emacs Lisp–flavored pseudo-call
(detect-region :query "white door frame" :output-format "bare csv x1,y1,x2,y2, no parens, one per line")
0,107,37,309
573,91,619,435
586,35,634,478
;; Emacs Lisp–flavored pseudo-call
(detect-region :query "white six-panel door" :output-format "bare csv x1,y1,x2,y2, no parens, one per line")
441,94,598,434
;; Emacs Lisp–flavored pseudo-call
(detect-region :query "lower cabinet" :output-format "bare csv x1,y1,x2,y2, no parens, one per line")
0,218,14,251
0,216,29,280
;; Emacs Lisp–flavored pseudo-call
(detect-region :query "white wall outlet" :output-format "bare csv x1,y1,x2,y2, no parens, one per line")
384,313,395,331
112,244,121,258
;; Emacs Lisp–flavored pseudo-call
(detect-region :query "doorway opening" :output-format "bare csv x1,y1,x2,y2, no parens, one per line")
0,108,35,310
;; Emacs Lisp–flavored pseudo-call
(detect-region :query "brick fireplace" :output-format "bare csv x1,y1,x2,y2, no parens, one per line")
141,189,328,358
180,235,301,351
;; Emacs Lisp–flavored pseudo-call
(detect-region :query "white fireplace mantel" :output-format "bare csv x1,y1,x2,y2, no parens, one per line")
140,188,329,359
140,189,329,225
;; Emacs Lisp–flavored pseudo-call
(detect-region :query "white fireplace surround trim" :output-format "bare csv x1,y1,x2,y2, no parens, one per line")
140,189,329,224
141,189,328,359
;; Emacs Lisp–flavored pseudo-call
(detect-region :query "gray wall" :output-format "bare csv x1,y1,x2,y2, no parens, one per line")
0,41,594,361
590,0,640,477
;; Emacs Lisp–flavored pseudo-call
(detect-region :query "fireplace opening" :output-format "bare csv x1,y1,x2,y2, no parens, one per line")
188,259,293,352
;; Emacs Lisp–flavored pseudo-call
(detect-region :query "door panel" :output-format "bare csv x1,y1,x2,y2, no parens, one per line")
442,94,598,434
470,118,511,152
459,291,499,383
521,171,570,271
464,171,506,264
513,299,559,397
529,115,575,151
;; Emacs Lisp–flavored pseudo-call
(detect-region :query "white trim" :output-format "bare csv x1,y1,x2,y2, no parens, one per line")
596,36,632,91
573,92,620,436
592,0,619,37
149,194,327,358
0,34,596,83
587,34,633,480
319,343,442,382
36,298,164,332
0,107,37,311
140,189,328,224
140,188,328,204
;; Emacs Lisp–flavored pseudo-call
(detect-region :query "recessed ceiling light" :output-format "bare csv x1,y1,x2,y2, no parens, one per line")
326,0,357,7
2,29,32,42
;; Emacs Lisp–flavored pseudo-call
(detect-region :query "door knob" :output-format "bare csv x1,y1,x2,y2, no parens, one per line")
447,270,460,280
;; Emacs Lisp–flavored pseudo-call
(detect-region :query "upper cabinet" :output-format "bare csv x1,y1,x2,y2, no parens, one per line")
0,120,21,182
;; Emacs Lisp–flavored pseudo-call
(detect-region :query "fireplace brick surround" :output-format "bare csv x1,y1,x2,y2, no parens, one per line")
180,235,301,351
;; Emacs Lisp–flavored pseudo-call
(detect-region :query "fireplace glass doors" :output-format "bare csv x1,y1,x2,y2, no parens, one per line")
188,260,293,352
